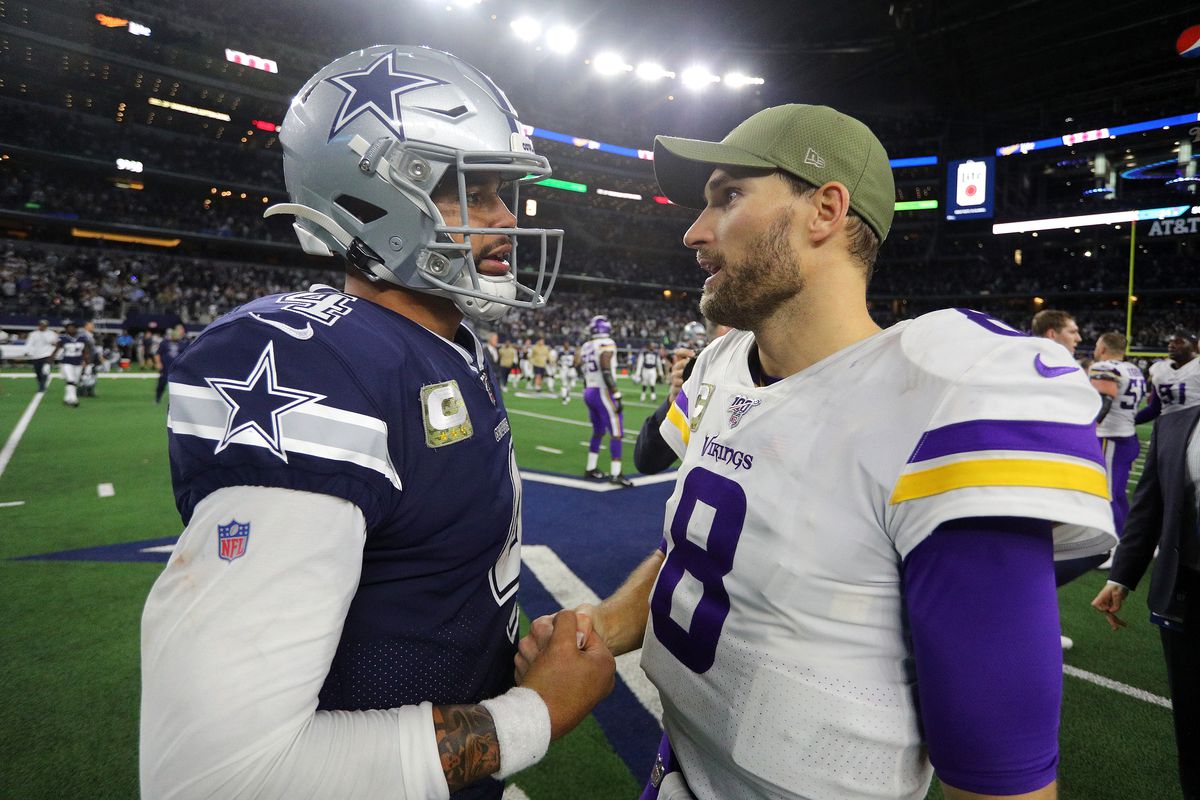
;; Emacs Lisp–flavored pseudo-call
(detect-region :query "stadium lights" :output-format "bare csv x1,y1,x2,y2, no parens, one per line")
509,16,542,40
148,97,230,122
596,188,643,200
115,158,143,173
681,67,721,89
72,228,180,247
535,177,587,193
723,72,765,88
635,62,674,81
997,111,1200,157
593,52,631,76
545,25,578,54
225,49,278,74
992,204,1194,235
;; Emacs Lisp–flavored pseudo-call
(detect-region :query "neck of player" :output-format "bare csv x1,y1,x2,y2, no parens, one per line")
345,271,464,340
752,257,880,380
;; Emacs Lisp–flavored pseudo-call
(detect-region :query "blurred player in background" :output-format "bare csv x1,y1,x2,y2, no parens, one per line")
23,319,58,393
545,341,558,393
1089,332,1146,539
557,342,577,404
578,314,632,487
140,46,609,800
79,320,98,397
1032,309,1082,359
1137,330,1200,424
498,339,518,392
635,341,662,402
518,338,533,390
521,103,1115,800
153,325,189,404
49,321,88,407
635,318,730,475
530,337,550,392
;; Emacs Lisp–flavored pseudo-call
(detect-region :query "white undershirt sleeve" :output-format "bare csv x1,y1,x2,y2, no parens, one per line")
139,486,449,800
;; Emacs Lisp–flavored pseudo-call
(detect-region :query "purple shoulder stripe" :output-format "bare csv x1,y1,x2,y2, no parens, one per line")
909,418,1104,467
674,388,689,417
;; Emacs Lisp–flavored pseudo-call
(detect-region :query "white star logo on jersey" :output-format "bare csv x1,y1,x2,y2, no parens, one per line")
206,341,325,462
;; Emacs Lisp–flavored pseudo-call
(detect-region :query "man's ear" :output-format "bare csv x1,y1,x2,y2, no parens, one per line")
807,182,851,245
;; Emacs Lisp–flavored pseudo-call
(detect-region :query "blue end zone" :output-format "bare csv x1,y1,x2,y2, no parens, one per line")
15,536,178,563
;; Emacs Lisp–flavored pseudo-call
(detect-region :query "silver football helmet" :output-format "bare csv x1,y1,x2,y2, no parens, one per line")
266,45,563,322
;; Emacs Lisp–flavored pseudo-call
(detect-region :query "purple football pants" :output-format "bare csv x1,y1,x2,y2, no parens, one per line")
583,386,623,458
1101,434,1140,537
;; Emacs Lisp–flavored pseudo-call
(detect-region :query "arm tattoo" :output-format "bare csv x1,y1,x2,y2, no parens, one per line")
432,704,501,791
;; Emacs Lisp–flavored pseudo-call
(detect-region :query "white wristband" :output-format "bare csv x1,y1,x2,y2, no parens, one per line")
480,686,551,779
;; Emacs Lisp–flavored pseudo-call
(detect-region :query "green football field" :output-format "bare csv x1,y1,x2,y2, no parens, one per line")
0,369,1179,799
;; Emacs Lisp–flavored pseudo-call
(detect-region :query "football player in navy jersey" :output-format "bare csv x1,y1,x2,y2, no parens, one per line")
49,321,88,407
140,46,612,800
152,325,188,404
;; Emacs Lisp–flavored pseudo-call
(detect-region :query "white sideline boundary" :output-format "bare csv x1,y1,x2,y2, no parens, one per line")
1063,664,1171,709
0,378,51,481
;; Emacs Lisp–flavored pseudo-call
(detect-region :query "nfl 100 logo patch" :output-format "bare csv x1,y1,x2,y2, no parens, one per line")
217,520,251,562
727,395,762,428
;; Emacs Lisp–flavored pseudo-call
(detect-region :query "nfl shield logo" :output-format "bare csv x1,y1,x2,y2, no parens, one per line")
217,520,250,562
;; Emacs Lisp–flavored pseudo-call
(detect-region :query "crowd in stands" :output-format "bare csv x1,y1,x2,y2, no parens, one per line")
1,242,1191,354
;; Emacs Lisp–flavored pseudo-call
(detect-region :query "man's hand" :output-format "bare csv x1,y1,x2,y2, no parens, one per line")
515,604,607,684
668,348,695,405
1091,583,1129,631
611,391,623,415
518,609,615,740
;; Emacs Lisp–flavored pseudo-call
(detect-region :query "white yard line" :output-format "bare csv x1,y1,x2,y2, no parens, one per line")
535,445,563,455
0,500,26,508
523,544,663,725
0,380,50,482
1062,664,1171,709
97,483,116,498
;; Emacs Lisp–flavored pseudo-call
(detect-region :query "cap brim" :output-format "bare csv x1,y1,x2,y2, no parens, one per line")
653,136,775,209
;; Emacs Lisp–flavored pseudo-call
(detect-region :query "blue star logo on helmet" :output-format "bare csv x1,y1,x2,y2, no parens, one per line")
323,50,446,142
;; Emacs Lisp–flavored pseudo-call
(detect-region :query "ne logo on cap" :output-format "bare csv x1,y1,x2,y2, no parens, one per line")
804,148,826,168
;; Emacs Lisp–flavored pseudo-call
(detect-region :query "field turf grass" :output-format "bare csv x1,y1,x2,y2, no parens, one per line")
0,370,1179,799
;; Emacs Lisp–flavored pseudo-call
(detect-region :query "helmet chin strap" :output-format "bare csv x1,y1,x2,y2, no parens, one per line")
265,203,393,284
453,272,518,323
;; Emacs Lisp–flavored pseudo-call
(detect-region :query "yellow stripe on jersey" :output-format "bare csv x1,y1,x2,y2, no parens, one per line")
666,401,690,447
890,458,1110,504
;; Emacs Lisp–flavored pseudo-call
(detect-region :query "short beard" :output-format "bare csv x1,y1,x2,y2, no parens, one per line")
699,210,804,331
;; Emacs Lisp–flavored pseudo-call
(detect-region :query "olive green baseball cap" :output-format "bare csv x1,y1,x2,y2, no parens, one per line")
653,104,895,241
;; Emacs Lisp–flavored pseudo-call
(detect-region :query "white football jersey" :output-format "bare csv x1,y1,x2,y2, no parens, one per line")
1148,357,1200,415
580,336,617,390
648,309,1115,800
1090,359,1146,437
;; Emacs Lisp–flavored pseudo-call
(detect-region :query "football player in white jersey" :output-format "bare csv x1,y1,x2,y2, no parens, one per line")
518,104,1115,800
577,316,633,486
557,343,577,404
1138,330,1200,423
1089,332,1146,538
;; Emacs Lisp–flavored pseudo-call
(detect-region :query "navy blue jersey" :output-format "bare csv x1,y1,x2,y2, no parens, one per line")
57,333,88,365
166,286,520,722
156,338,188,369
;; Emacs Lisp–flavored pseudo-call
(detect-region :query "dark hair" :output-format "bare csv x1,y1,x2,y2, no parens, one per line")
779,170,881,282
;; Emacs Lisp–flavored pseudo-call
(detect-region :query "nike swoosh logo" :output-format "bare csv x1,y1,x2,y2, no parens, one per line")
250,313,314,340
1034,353,1079,378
